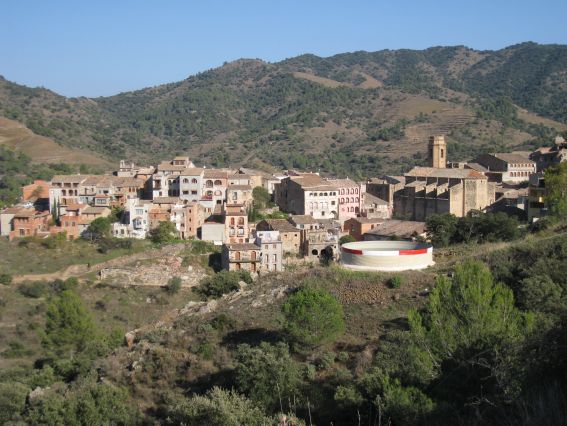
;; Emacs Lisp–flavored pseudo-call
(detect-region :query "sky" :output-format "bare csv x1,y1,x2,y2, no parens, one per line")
1,0,566,97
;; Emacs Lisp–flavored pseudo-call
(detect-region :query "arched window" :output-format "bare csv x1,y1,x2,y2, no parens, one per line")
355,207,359,213
206,180,213,188
238,217,244,225
341,189,345,195
340,198,344,203
230,218,235,225
214,180,222,185
183,178,189,183
355,197,359,203
235,251,240,260
355,188,359,194
191,178,197,184
251,251,256,260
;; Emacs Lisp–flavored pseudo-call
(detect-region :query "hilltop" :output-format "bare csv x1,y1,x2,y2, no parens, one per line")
1,42,567,178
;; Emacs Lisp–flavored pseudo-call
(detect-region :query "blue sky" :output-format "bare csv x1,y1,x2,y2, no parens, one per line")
1,0,566,97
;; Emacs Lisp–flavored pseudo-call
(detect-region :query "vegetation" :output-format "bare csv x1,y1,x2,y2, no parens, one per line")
544,162,567,218
165,276,182,294
86,217,112,241
196,270,253,299
149,220,178,244
282,287,345,347
426,211,520,247
338,234,356,245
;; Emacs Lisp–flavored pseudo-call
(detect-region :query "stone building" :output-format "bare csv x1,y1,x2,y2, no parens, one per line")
9,209,50,240
530,136,567,172
256,219,301,255
527,173,547,221
361,193,391,219
366,176,405,208
475,153,536,183
224,203,249,244
343,217,388,241
326,178,363,222
394,167,495,220
221,243,261,273
275,173,339,219
255,230,283,272
362,220,426,241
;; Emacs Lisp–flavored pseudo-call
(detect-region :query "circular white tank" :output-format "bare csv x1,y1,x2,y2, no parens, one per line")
340,241,434,271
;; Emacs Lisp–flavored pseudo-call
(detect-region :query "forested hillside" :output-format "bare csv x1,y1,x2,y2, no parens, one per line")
1,42,567,178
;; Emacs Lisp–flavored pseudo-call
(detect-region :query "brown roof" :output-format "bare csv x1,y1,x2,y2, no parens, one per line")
52,175,90,184
179,168,205,176
405,167,487,180
363,193,388,206
465,163,489,173
153,197,181,204
347,217,385,224
364,220,426,238
82,206,110,215
225,243,260,251
289,215,319,225
261,219,298,233
2,207,26,214
326,178,359,188
204,169,229,179
492,153,535,164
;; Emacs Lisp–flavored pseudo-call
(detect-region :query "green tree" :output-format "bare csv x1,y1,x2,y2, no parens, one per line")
43,290,99,354
164,387,273,426
86,217,112,241
165,276,182,294
149,220,178,244
252,186,271,209
545,162,567,218
234,342,302,412
339,234,356,245
196,270,251,299
426,213,457,247
25,377,139,425
282,287,345,347
407,261,533,407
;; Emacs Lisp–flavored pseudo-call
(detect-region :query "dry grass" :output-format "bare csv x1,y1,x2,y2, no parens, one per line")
0,117,111,166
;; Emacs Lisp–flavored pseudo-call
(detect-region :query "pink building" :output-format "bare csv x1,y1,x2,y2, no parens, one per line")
327,178,362,221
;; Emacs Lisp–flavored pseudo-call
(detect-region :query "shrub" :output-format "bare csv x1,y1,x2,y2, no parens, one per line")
149,221,178,244
196,271,249,299
164,387,272,426
388,275,403,289
339,235,357,245
210,313,235,331
234,342,301,411
165,276,182,294
18,281,46,298
282,287,345,347
0,273,13,285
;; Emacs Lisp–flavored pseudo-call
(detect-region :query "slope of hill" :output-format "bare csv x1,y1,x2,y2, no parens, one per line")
1,42,567,178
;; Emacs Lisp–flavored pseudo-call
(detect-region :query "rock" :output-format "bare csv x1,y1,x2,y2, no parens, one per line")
393,293,401,301
124,331,136,348
238,280,248,289
28,387,47,404
199,299,218,313
146,297,152,303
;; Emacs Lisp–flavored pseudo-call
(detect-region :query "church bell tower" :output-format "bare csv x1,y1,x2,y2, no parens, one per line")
428,135,446,168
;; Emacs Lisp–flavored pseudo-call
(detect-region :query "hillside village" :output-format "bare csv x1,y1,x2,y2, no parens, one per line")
2,134,564,273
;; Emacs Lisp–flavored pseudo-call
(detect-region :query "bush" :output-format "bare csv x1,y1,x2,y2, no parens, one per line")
339,235,357,245
149,220,178,244
97,238,132,253
0,273,13,285
282,286,345,348
165,276,182,294
164,387,273,426
388,275,403,289
234,342,301,411
18,281,47,298
196,271,250,299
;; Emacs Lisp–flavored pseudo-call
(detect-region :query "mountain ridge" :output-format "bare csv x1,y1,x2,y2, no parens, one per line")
1,42,567,178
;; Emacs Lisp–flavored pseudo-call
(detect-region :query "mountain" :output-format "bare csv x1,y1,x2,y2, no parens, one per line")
1,42,567,178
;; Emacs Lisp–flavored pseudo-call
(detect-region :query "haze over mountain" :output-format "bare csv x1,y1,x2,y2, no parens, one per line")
1,42,567,178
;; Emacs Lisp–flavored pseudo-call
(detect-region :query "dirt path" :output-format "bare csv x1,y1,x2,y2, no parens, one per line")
12,244,185,283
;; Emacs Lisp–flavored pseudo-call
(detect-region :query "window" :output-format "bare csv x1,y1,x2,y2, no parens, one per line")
331,200,335,205
214,180,222,185
206,180,213,188
191,178,198,184
183,178,189,183
273,254,277,262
